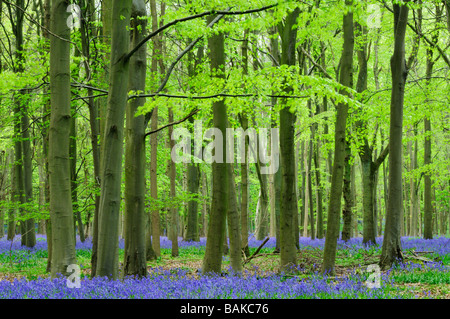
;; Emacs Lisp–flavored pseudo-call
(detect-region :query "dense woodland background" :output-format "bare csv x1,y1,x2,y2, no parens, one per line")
0,0,449,280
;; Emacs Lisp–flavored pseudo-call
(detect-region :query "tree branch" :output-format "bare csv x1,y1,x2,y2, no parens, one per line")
144,108,199,138
124,3,278,61
128,92,310,100
374,143,390,169
382,1,450,68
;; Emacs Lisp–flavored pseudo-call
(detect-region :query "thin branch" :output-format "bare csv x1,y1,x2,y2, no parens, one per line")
381,0,450,68
144,108,199,138
227,36,280,66
152,12,226,96
2,0,77,46
129,92,310,100
300,46,333,79
124,3,278,61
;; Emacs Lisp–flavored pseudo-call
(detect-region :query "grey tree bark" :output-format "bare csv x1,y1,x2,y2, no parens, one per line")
423,4,440,239
123,0,148,278
278,7,300,271
96,0,132,279
49,0,77,277
380,0,410,270
322,0,354,274
202,14,228,274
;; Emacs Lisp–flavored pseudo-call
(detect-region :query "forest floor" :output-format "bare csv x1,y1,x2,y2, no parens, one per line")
0,235,449,299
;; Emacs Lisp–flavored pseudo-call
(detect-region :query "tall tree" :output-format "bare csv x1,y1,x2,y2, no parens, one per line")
95,0,132,279
380,0,410,270
278,6,300,271
149,0,161,257
91,0,110,277
202,14,228,274
239,30,250,256
354,21,390,245
123,0,148,278
322,0,354,274
48,0,77,277
6,0,36,248
423,4,440,240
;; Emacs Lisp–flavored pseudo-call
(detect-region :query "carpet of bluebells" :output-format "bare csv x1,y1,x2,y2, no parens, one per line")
0,234,449,299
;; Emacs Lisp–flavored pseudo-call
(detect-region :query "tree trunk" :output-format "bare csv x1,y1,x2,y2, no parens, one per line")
21,97,36,248
123,0,148,278
96,0,132,279
167,106,179,256
78,0,98,245
239,114,250,257
279,7,300,271
322,0,353,274
255,159,269,240
185,133,199,241
409,132,419,237
423,18,438,238
202,14,228,274
227,163,242,273
341,138,353,241
91,0,108,277
7,150,15,241
149,0,161,257
268,25,281,251
380,1,409,270
49,0,77,277
314,101,324,239
41,0,51,265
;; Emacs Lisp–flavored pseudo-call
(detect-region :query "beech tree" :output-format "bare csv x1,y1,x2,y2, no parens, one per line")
96,0,132,279
278,6,300,271
48,0,77,277
202,13,228,274
123,0,148,278
380,0,410,270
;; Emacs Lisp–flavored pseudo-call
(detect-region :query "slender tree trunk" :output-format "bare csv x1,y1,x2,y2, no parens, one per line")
7,150,15,241
423,10,438,238
41,6,52,266
380,1,409,270
201,171,208,237
96,0,132,279
322,0,354,274
227,162,242,273
78,0,98,245
0,150,8,239
123,0,148,278
268,25,281,251
49,0,77,277
21,96,36,248
409,132,419,237
91,0,109,277
255,159,269,240
167,107,179,256
279,7,300,271
306,102,315,240
342,138,353,241
149,0,160,257
185,129,199,241
313,101,324,239
202,14,228,274
239,114,250,257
